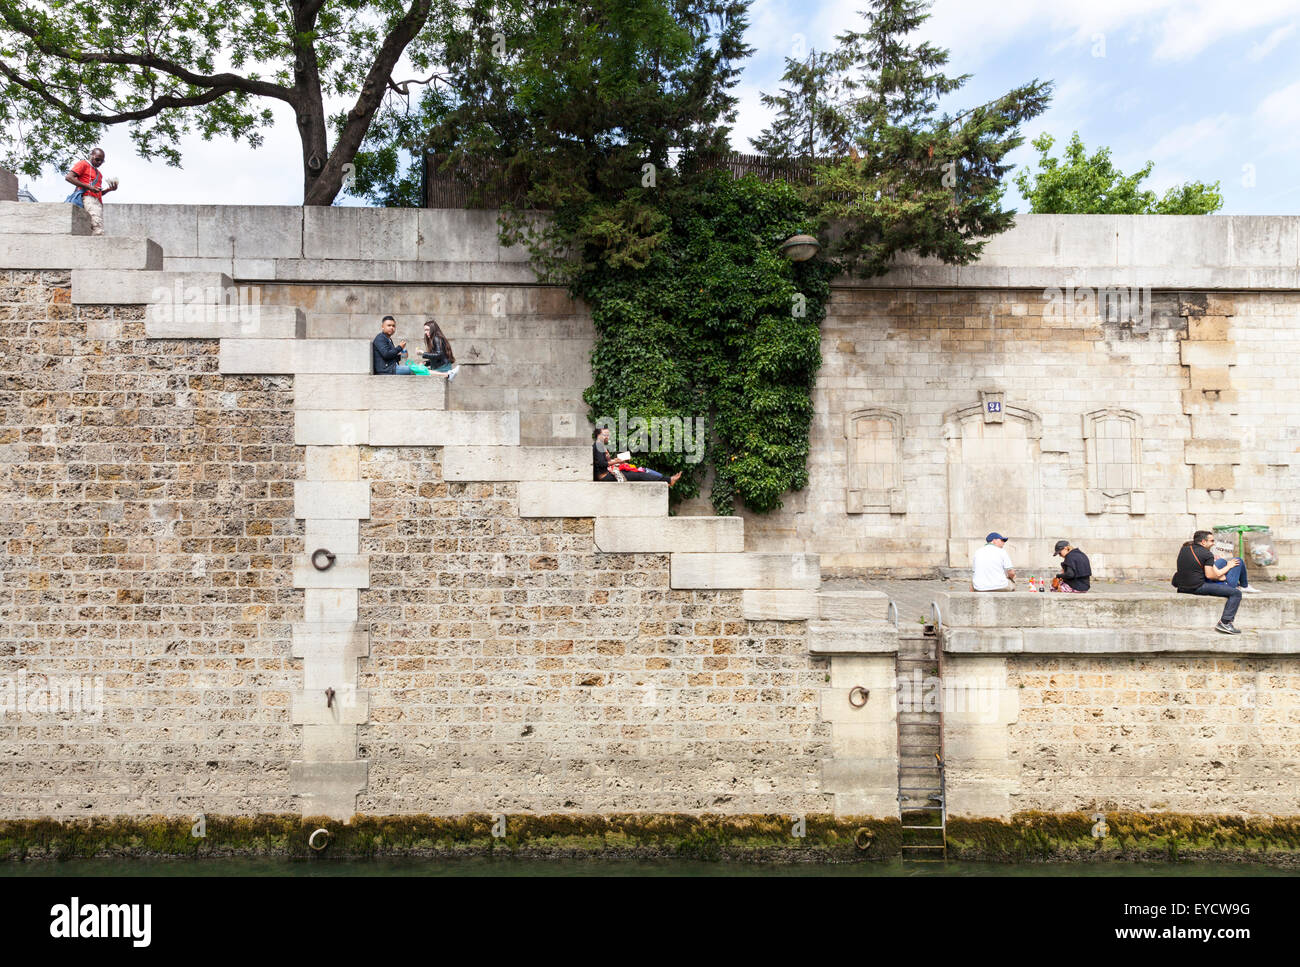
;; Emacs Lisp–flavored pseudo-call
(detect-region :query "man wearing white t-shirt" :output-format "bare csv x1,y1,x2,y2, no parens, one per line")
971,532,1017,591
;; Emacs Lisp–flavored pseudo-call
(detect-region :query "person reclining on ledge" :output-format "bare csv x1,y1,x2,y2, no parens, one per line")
1172,529,1257,636
971,532,1016,591
1050,540,1091,592
592,426,682,485
372,315,411,374
421,319,460,382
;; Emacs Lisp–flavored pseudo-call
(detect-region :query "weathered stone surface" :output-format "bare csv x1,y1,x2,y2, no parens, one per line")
518,480,668,518
0,168,16,201
72,269,231,303
292,553,370,589
369,409,518,447
294,481,371,520
295,411,370,446
807,620,898,654
594,516,744,553
670,553,820,590
442,445,587,481
145,303,304,339
221,338,370,375
0,201,92,235
818,590,890,621
0,234,162,270
742,589,819,621
294,374,446,412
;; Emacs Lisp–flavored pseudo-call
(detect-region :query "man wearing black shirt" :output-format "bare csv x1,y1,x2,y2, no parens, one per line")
1052,540,1091,592
1172,530,1245,634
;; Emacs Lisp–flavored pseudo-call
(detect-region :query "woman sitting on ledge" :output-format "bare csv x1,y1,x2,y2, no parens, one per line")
422,319,460,382
592,426,682,485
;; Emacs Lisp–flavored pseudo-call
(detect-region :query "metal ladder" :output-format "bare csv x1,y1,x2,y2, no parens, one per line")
896,601,947,862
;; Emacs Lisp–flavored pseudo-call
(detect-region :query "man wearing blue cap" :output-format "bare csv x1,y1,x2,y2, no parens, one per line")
972,533,1017,591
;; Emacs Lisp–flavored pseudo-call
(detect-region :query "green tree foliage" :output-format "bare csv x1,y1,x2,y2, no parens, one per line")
0,0,451,204
1013,131,1224,214
756,0,1051,277
750,50,850,162
581,173,835,514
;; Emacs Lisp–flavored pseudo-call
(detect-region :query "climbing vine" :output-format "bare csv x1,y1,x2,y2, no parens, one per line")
574,172,836,514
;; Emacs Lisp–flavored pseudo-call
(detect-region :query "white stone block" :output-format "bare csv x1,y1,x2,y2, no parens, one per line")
299,725,360,762
670,552,820,590
291,688,369,725
818,590,891,621
0,233,162,271
518,481,668,518
294,480,370,520
368,410,519,447
0,201,92,234
304,446,359,482
145,303,304,339
220,339,371,375
303,589,359,623
292,622,371,661
595,516,744,553
292,553,370,590
807,620,898,654
442,445,588,481
294,374,446,411
742,589,819,621
71,270,231,304
304,519,360,555
295,411,370,446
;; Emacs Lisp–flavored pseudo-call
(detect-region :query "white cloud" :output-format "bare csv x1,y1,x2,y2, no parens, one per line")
1146,113,1237,161
1248,22,1298,59
1254,79,1300,153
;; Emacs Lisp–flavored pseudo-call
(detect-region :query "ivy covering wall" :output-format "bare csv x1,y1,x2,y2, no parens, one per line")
576,172,836,514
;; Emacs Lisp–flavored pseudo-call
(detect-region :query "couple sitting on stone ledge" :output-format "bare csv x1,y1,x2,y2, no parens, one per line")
372,315,460,381
592,426,682,485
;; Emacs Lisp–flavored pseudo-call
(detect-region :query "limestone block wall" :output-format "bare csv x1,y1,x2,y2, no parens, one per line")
0,269,302,816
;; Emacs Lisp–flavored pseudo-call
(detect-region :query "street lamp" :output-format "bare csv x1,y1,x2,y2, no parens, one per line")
779,234,821,262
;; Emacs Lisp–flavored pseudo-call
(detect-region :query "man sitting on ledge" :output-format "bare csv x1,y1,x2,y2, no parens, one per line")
971,532,1016,591
592,426,682,485
1172,530,1255,635
373,315,411,375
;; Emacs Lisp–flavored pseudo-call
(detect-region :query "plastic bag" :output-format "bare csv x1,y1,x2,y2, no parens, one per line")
1246,534,1279,567
408,363,430,375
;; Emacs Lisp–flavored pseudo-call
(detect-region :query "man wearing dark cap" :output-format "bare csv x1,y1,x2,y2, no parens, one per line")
1051,540,1091,592
971,532,1016,591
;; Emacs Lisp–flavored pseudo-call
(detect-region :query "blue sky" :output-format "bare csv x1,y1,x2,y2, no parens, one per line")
18,0,1300,213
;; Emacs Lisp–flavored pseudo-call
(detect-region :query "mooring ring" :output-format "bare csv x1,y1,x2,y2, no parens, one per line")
311,548,336,571
854,827,874,851
308,827,331,851
848,686,870,708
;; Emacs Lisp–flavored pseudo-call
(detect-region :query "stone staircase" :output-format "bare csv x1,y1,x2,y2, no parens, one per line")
3,202,828,819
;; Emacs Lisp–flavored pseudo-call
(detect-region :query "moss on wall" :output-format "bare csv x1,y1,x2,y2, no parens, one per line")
4,811,1298,865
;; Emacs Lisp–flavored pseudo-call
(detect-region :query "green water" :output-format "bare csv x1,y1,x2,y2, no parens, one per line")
2,857,1293,876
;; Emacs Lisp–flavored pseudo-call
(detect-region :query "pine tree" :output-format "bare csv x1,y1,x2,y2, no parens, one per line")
750,50,851,162
811,0,1052,276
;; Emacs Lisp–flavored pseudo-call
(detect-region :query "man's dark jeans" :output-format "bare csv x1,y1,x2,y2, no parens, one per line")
1178,582,1241,623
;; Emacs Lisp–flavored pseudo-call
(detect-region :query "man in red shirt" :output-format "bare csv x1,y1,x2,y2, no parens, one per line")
65,148,118,235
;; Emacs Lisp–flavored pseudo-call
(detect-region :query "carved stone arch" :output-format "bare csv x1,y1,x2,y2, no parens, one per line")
1083,408,1146,515
943,392,1044,566
844,407,906,515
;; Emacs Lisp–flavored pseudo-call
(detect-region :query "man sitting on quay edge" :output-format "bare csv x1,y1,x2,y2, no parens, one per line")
373,315,411,375
1172,530,1258,635
971,532,1016,591
1051,540,1091,592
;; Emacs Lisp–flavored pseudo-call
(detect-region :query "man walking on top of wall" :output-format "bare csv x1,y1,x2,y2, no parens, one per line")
972,533,1016,591
1172,530,1253,634
64,147,117,236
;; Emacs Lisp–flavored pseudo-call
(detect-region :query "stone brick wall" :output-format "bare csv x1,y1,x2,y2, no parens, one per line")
1006,656,1300,816
0,269,831,818
0,270,302,816
353,446,831,815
